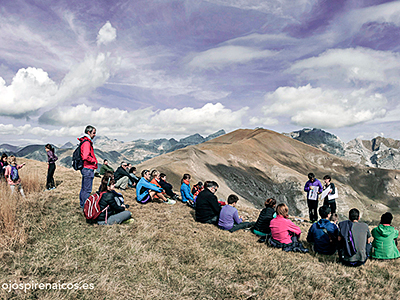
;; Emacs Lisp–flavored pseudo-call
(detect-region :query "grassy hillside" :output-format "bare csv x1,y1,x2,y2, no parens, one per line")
1,159,400,300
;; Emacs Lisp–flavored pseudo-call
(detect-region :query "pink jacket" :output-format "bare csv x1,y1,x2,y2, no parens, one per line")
78,136,98,170
4,164,24,185
270,215,302,244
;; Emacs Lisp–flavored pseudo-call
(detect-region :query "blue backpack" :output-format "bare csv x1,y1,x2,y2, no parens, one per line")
10,165,19,182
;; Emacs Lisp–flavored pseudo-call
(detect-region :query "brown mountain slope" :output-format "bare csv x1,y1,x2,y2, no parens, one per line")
138,128,400,222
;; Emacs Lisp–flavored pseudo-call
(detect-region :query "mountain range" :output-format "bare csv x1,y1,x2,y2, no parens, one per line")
136,128,400,222
285,128,400,169
0,130,226,169
2,127,400,221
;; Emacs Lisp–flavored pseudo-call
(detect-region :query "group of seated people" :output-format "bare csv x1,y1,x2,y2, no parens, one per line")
90,165,400,265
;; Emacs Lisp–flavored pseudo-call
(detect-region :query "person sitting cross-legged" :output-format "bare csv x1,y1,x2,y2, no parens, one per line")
270,204,309,253
307,206,338,255
252,198,277,243
371,212,400,260
218,194,255,233
338,208,372,267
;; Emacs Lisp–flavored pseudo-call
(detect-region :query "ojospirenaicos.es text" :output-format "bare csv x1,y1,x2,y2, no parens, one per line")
2,281,94,293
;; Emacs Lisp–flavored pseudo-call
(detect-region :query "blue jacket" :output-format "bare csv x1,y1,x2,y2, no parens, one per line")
307,219,338,255
180,182,193,202
136,177,162,202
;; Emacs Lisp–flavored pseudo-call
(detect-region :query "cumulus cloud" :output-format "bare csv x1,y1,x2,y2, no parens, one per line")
97,21,117,46
0,68,58,117
38,103,248,136
0,51,118,117
188,46,277,70
290,47,400,87
0,123,82,137
263,84,387,128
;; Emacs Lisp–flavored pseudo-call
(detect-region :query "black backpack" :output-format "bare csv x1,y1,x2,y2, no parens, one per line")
72,139,89,171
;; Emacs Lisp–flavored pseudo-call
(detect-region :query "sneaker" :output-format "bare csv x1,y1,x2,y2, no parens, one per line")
122,218,135,224
164,199,176,205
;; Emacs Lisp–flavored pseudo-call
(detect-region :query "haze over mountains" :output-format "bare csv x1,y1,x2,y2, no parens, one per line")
0,130,226,169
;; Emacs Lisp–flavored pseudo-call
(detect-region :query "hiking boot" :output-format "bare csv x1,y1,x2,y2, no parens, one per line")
297,243,309,253
257,237,267,243
164,199,176,205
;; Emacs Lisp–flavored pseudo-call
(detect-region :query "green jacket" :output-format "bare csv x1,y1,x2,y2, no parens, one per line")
99,164,114,175
371,224,400,260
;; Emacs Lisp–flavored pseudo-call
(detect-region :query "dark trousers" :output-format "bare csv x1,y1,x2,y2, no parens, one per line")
46,163,56,189
307,199,318,222
204,215,218,225
324,200,336,214
229,221,256,233
80,168,94,208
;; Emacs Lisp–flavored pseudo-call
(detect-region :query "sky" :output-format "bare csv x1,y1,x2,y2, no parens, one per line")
1,0,400,146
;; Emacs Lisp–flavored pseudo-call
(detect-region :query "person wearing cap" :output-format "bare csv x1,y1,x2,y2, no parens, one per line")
114,162,130,191
371,212,400,260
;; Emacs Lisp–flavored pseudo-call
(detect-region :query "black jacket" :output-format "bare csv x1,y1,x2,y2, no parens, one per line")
253,207,275,234
97,191,125,222
195,189,221,223
324,183,336,203
114,166,130,182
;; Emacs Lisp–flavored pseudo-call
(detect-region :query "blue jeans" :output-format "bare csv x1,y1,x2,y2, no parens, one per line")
80,168,94,208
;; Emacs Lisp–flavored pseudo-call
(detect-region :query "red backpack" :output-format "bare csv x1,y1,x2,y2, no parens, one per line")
83,192,109,223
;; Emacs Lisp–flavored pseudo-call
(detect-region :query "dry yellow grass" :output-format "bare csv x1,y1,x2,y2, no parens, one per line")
1,158,400,300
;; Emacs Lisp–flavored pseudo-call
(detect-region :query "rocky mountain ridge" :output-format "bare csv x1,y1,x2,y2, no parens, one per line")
0,130,226,169
136,128,400,221
285,128,400,170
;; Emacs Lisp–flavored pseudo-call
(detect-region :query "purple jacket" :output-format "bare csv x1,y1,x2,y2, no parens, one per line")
47,150,58,164
218,205,242,230
304,179,323,199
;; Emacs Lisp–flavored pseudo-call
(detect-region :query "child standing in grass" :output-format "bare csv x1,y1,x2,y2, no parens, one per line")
45,144,58,190
0,153,8,181
4,155,25,197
